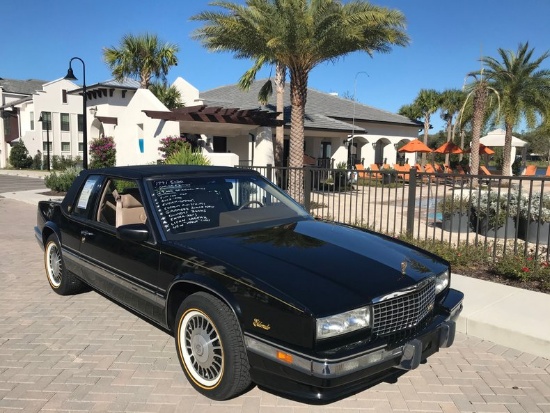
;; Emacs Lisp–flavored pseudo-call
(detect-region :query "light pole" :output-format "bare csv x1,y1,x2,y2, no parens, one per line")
38,113,50,171
64,57,88,169
348,71,369,167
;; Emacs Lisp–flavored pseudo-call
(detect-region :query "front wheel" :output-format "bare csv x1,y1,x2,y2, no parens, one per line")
44,234,85,295
175,292,251,400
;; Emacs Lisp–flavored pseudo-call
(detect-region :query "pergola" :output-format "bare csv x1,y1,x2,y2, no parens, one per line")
143,105,283,135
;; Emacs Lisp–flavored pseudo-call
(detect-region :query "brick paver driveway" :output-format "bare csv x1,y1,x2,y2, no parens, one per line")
1,178,549,412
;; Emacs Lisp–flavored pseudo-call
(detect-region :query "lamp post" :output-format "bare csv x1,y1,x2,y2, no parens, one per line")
348,71,369,167
64,57,88,169
38,113,50,171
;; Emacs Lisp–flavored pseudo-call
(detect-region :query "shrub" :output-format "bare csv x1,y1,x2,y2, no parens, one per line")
51,155,80,171
159,135,188,159
31,151,43,170
165,143,210,165
44,167,81,192
437,195,471,219
9,141,32,169
490,253,550,284
89,136,116,169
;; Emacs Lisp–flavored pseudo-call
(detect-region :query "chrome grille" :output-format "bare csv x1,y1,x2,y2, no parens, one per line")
372,279,435,336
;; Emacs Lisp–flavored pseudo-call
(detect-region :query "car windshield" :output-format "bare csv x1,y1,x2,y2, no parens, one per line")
148,174,310,238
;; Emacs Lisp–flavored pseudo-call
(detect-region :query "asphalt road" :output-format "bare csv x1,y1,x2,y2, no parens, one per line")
0,179,549,412
0,173,47,193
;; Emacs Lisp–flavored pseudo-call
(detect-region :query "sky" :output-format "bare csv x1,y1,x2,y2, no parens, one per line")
2,0,550,133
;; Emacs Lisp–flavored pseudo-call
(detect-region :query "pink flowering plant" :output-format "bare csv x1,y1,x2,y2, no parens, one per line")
159,135,188,159
89,136,116,169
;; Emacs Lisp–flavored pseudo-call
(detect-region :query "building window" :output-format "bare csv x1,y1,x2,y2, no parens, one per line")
3,112,10,136
78,142,83,152
61,142,71,152
43,142,52,152
61,113,70,131
213,136,227,153
41,112,52,131
30,111,34,130
62,89,68,104
77,114,83,132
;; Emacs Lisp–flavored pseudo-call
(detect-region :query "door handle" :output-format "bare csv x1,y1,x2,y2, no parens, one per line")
80,230,94,242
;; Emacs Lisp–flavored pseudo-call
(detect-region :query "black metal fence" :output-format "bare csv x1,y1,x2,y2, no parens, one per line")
246,164,550,262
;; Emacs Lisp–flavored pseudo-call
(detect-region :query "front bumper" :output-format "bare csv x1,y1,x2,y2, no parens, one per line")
245,288,463,402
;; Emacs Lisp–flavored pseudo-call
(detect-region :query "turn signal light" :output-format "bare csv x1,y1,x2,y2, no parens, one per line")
276,351,293,364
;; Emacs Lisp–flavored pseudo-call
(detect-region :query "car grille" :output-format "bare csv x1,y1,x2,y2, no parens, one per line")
371,278,435,336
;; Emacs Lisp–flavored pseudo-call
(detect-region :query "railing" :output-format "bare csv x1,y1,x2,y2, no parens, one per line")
244,164,550,262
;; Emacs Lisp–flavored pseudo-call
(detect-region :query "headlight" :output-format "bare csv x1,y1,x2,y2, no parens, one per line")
435,270,450,294
316,306,371,340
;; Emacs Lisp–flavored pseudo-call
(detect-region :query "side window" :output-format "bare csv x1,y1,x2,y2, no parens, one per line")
73,175,102,219
96,178,145,228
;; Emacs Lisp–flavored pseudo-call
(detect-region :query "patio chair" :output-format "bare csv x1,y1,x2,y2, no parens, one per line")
524,165,537,175
355,163,368,179
369,164,384,180
479,165,492,176
394,164,411,182
455,164,468,175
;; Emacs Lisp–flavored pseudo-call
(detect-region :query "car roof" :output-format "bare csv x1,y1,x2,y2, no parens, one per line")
81,165,258,180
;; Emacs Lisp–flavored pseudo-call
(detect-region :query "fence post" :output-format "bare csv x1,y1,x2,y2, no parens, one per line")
406,172,417,237
266,164,273,183
304,166,312,211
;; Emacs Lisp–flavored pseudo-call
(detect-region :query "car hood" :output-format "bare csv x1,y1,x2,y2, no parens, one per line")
170,220,448,316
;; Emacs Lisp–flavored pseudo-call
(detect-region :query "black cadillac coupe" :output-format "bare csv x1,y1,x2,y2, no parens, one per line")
35,165,463,402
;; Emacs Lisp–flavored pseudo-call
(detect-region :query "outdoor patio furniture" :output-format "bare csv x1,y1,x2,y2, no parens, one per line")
525,165,537,175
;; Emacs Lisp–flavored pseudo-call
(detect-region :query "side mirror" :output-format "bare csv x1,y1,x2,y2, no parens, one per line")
116,223,150,242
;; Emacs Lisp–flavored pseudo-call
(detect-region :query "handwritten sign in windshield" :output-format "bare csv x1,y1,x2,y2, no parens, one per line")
152,179,219,233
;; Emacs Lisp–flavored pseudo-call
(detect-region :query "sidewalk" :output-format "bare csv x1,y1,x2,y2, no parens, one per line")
1,169,549,361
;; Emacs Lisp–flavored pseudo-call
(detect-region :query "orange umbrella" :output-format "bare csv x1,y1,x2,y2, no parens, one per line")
434,141,463,154
464,143,495,155
398,139,432,153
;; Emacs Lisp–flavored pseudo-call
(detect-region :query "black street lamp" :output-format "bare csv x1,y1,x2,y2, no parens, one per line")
64,57,88,169
38,113,50,171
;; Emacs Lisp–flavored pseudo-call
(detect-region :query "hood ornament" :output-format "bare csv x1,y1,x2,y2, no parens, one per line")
401,261,407,275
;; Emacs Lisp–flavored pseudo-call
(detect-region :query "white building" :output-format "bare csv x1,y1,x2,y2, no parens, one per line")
2,76,421,170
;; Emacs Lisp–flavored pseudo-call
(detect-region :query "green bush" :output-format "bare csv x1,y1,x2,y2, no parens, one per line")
44,167,80,192
51,155,80,171
9,141,32,169
31,151,43,170
165,143,210,165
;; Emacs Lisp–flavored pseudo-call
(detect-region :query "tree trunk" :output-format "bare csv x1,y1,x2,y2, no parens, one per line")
422,116,430,166
459,129,465,162
274,63,286,168
501,122,514,176
288,68,308,205
444,117,452,166
470,85,488,186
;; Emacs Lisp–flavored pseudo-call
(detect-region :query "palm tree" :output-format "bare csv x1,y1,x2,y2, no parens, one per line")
192,0,409,203
439,89,466,165
239,59,287,168
399,89,441,165
459,70,499,183
103,33,179,89
149,82,184,109
481,42,550,175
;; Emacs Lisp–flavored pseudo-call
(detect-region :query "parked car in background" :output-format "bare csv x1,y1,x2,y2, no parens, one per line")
35,165,463,402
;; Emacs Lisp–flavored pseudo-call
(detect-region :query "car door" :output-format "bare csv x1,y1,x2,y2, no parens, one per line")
76,176,164,324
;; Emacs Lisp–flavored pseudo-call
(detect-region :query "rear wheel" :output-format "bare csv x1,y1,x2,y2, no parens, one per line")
175,292,251,400
44,234,85,295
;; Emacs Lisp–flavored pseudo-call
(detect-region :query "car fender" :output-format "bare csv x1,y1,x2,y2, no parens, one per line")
165,272,244,332
40,221,62,246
